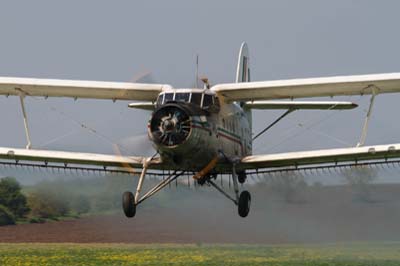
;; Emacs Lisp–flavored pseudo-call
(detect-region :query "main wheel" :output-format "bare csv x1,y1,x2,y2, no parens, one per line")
238,191,251,218
122,191,136,218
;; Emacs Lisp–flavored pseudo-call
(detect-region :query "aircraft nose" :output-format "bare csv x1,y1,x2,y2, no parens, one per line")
162,119,175,132
149,104,192,147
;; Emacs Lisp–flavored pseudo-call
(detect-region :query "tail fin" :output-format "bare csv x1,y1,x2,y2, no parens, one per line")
235,42,250,83
236,43,252,153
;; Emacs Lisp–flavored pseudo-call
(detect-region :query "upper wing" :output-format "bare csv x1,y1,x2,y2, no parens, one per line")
212,73,400,102
0,77,172,101
0,146,165,170
238,143,400,170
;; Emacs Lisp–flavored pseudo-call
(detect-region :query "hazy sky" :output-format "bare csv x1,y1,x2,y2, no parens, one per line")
0,0,400,156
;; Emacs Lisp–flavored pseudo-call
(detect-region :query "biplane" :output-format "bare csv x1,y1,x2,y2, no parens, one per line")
1,43,400,218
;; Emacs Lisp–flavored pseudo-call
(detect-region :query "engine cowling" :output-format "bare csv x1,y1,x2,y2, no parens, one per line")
149,103,192,147
148,102,218,169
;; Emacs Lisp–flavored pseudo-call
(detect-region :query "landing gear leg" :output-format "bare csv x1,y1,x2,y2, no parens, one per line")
122,161,185,218
122,158,150,218
205,163,251,218
232,164,251,217
232,164,240,202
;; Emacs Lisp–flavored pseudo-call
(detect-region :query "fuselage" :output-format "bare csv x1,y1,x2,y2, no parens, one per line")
148,88,252,171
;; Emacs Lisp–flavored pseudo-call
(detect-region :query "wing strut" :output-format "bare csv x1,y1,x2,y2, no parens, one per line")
252,109,294,140
17,91,32,149
357,86,378,147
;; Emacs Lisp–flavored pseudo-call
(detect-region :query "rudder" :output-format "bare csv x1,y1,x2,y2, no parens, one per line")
235,42,252,154
235,42,250,83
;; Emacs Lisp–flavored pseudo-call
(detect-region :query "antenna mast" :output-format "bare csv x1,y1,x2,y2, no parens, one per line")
195,54,199,88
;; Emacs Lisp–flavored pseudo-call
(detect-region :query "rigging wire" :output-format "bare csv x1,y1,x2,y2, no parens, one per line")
28,95,131,153
254,95,365,153
15,70,154,154
37,130,77,148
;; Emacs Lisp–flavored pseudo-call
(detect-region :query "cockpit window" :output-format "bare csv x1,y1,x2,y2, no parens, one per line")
159,92,217,112
175,93,190,102
156,94,164,105
202,94,213,108
164,93,174,103
191,93,202,106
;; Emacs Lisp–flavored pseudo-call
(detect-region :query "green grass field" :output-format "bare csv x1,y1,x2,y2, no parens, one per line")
1,242,400,266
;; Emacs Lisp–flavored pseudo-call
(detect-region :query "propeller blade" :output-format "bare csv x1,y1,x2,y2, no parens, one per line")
116,134,155,157
112,143,137,175
130,70,155,83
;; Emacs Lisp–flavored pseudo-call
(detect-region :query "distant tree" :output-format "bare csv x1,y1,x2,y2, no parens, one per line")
71,195,91,214
0,204,15,225
0,177,30,218
27,182,70,219
343,166,377,203
92,175,136,212
266,172,309,203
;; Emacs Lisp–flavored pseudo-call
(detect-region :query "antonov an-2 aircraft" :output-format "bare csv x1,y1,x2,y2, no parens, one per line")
2,43,400,218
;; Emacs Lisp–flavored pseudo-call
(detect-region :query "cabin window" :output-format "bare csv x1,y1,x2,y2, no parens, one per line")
175,93,190,102
191,93,202,106
202,94,213,108
164,93,174,103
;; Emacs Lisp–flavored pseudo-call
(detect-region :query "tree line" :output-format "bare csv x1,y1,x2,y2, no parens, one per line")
0,175,138,226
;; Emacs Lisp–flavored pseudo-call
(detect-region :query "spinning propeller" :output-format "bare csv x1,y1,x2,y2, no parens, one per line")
150,105,191,146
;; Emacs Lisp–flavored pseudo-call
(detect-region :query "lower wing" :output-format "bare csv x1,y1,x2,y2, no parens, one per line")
238,143,400,172
2,143,400,175
0,147,165,173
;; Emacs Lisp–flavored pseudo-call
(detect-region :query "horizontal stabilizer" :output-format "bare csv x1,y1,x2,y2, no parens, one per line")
128,102,155,110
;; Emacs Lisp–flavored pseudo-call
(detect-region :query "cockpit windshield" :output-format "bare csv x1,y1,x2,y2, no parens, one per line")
202,94,213,108
157,91,219,112
175,93,190,102
191,93,202,105
156,94,164,105
164,93,174,102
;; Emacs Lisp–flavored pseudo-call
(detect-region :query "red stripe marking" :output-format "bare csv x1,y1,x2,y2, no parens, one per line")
192,126,245,155
218,132,244,154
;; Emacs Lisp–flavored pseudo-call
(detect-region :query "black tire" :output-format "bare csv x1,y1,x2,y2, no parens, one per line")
238,190,251,218
122,191,136,218
238,171,246,184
